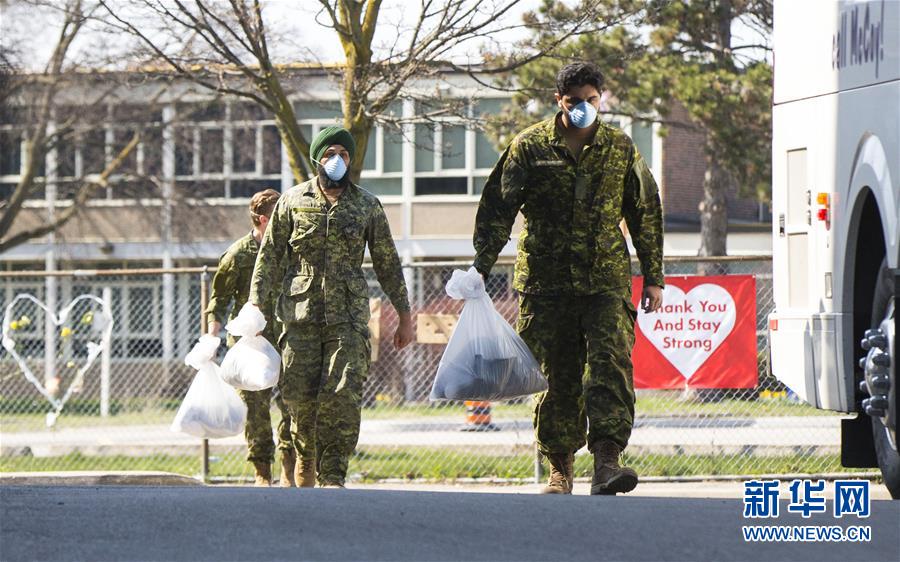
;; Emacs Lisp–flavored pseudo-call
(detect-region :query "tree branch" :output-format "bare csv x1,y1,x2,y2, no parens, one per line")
0,133,141,254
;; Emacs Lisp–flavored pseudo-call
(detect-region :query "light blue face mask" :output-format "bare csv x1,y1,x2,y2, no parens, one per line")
322,153,348,181
566,100,598,129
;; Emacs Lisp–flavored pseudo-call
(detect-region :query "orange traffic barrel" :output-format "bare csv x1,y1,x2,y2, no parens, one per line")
460,401,500,432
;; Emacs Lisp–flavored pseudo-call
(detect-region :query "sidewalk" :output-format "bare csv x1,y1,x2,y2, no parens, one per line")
1,415,842,457
2,473,891,500
0,471,202,486
355,480,895,500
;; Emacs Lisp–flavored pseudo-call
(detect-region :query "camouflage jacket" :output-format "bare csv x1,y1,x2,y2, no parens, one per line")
473,113,664,295
249,179,410,329
206,232,279,345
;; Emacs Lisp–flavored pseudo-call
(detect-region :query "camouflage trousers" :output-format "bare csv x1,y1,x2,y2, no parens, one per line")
279,322,370,485
517,290,637,455
237,387,293,464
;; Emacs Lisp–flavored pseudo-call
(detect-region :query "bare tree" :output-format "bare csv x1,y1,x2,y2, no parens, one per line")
0,0,142,254
99,0,314,183
98,0,614,184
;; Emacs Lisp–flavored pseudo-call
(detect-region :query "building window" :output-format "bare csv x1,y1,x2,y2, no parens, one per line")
232,127,256,173
414,124,435,172
415,176,467,196
174,127,194,177
261,125,281,175
143,127,163,177
162,101,283,198
175,180,223,199
177,101,225,122
57,140,76,178
295,101,342,120
382,125,403,173
200,128,224,174
362,131,376,171
362,177,402,196
441,125,466,170
0,129,22,176
113,128,138,175
0,183,15,199
231,179,278,198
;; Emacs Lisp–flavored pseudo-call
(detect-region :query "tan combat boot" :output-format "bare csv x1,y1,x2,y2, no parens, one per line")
590,440,638,495
280,449,297,488
540,453,574,494
295,457,317,488
252,461,272,487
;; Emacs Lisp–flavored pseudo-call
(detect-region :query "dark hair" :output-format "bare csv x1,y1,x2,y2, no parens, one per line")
249,188,280,226
555,62,605,95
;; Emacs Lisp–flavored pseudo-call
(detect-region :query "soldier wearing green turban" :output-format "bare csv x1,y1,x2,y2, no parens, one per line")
473,62,665,495
250,126,414,488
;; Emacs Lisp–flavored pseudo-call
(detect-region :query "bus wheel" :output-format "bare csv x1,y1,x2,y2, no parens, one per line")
859,259,899,498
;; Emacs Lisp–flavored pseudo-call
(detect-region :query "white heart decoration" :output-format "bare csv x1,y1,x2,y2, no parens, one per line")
636,284,736,380
2,294,114,427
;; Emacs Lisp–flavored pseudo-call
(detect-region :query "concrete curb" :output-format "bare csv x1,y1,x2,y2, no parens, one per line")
0,471,204,487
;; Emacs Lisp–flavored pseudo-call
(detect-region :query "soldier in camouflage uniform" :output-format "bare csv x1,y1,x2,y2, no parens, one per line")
206,189,295,487
473,62,664,495
250,126,414,488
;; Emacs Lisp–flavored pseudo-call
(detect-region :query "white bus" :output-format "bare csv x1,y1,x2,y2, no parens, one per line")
769,0,899,497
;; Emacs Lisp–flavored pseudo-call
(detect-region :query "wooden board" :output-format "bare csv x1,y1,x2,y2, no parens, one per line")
416,313,459,344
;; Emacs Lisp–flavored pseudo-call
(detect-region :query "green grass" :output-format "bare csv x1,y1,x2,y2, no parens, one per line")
0,453,203,475
359,392,831,421
0,392,831,433
0,410,177,432
360,402,533,420
632,393,833,418
1,448,870,482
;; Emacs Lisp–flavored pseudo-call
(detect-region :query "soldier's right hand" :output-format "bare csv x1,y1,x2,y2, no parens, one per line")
393,311,415,349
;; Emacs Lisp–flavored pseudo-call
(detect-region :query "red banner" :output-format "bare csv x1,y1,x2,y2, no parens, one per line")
631,275,758,389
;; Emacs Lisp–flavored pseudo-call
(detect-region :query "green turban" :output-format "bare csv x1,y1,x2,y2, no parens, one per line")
309,126,355,167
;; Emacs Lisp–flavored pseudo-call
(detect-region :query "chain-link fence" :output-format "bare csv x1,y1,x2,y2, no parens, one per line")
0,258,868,483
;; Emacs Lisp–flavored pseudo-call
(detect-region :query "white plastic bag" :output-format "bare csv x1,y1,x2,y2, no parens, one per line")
172,335,247,438
224,302,268,338
220,335,281,390
430,267,547,401
220,303,280,391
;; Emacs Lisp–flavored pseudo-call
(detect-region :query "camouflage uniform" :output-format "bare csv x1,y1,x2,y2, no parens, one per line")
206,232,292,465
473,113,664,455
250,179,410,485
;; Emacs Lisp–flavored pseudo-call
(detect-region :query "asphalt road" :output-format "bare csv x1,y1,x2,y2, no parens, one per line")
1,486,897,562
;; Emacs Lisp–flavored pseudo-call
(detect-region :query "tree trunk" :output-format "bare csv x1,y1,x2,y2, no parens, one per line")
341,55,373,185
698,143,729,258
260,73,310,184
346,116,371,185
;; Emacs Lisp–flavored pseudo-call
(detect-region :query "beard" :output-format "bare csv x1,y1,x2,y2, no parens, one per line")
317,164,351,190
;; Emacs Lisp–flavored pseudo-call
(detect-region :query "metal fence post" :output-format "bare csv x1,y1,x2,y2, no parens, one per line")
199,266,210,482
100,286,112,417
534,443,543,484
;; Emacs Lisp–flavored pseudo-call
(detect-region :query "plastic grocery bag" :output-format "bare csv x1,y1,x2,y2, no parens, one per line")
171,335,246,438
430,267,547,401
219,303,281,391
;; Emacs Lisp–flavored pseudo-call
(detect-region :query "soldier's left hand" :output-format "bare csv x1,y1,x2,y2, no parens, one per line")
393,312,415,349
642,284,663,313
